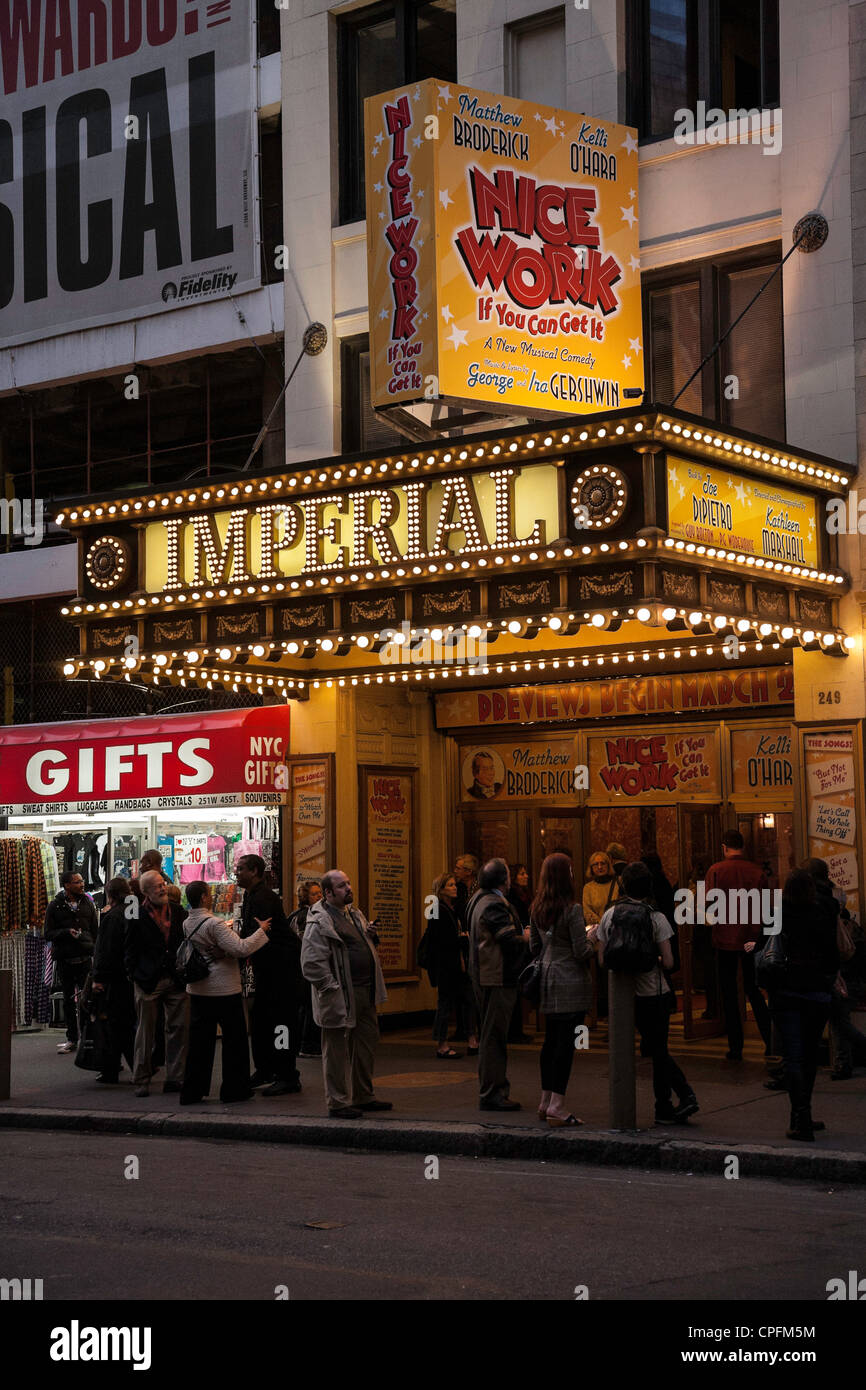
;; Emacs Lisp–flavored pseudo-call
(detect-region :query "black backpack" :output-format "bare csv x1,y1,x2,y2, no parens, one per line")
175,919,211,986
603,900,657,975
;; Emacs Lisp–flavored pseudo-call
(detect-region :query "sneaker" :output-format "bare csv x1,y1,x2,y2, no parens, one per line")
134,1086,150,1098
249,1072,274,1089
328,1106,363,1119
356,1099,392,1111
673,1095,699,1123
261,1080,302,1097
654,1108,679,1125
95,1074,119,1084
57,1041,76,1053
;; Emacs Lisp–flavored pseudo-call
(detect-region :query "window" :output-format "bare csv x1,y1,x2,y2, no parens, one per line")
341,336,406,452
0,347,286,517
256,0,281,58
506,8,566,108
642,245,785,439
627,0,779,143
259,119,284,285
338,0,457,225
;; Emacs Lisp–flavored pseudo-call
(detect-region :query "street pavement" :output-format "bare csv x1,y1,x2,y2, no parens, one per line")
1,1128,863,1301
3,1023,864,1179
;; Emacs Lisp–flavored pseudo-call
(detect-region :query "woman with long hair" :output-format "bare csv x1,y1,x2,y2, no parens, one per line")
770,869,841,1140
508,864,532,927
429,871,479,1058
530,852,593,1126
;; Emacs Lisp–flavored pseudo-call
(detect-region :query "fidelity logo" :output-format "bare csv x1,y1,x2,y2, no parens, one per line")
162,267,238,302
49,1321,152,1371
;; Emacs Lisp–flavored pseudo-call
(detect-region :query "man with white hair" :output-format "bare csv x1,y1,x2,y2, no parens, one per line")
301,869,389,1119
124,870,189,1098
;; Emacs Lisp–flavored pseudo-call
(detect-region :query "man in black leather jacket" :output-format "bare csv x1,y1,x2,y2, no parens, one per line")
44,871,97,1053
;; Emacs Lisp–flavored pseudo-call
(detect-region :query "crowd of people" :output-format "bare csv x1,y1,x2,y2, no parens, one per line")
421,836,866,1140
42,834,865,1141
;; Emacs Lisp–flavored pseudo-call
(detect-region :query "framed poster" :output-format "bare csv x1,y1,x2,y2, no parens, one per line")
358,766,418,979
284,755,334,909
802,730,859,917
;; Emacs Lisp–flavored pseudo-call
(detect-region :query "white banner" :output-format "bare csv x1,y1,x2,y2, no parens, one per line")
0,0,257,344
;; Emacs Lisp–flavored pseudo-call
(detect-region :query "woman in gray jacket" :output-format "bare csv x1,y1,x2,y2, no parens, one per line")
530,853,593,1127
179,880,271,1105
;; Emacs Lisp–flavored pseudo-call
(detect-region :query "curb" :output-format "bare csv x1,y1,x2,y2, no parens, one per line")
1,1107,864,1183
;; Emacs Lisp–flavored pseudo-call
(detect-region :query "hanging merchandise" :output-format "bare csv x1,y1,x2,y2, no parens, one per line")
157,835,175,882
0,835,60,931
24,932,53,1025
0,933,28,1028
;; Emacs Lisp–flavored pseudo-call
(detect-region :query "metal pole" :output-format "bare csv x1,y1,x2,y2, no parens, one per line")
608,972,636,1128
0,969,12,1101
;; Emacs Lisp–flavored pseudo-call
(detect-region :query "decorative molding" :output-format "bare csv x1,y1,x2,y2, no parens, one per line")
91,626,131,649
798,596,830,623
571,464,628,531
349,596,397,623
421,588,472,616
499,579,551,607
356,735,386,758
216,612,260,638
661,569,699,601
153,619,195,643
578,570,634,599
755,588,788,618
280,604,327,630
708,578,743,611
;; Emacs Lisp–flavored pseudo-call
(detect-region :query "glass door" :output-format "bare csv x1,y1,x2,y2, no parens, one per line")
679,805,723,1039
736,811,796,892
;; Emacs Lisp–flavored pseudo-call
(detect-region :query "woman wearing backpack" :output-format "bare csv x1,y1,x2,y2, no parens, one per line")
531,853,594,1126
179,880,272,1105
592,861,699,1126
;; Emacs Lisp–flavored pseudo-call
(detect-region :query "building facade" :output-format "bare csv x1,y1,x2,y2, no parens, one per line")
1,1,864,1028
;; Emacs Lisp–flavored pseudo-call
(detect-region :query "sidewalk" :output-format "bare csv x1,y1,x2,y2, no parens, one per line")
3,1025,864,1183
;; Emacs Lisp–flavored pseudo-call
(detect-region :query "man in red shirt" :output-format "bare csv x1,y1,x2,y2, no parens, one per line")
705,830,772,1061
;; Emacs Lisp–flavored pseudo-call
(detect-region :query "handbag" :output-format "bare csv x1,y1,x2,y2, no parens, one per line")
519,924,552,1006
74,991,113,1073
755,930,788,988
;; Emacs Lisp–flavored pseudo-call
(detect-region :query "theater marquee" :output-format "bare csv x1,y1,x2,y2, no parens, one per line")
364,79,643,417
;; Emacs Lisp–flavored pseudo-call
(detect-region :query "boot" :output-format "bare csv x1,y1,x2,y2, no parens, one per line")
786,1107,814,1142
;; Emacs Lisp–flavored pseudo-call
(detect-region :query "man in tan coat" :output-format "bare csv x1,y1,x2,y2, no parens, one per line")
300,869,389,1119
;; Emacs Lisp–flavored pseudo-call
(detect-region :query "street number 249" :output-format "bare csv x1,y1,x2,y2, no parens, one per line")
817,689,841,705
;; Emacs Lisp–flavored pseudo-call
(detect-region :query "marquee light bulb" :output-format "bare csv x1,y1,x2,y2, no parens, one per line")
636,608,651,623
590,613,605,628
